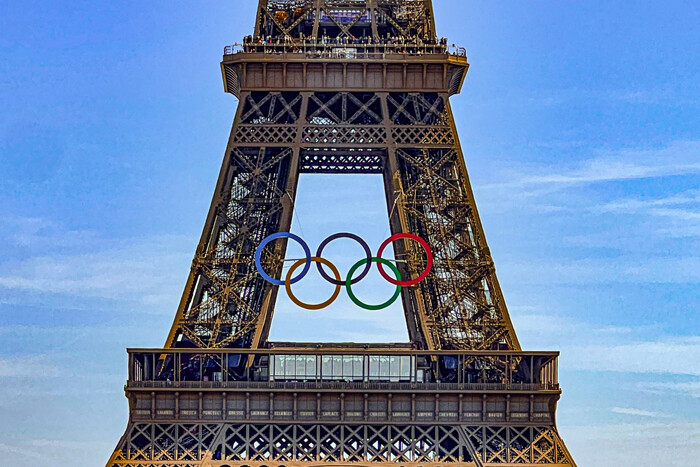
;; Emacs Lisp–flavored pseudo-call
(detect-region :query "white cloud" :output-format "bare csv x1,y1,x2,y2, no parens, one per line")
0,438,115,467
592,190,700,239
0,234,192,309
564,338,700,376
565,421,700,467
0,443,43,460
484,140,700,191
0,357,62,378
473,141,700,275
639,381,700,399
498,256,700,285
598,190,700,214
611,407,672,418
651,207,700,221
513,313,700,376
0,216,104,253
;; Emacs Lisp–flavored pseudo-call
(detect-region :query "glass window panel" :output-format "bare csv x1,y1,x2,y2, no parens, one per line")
352,356,363,381
281,355,288,379
332,356,342,380
146,354,154,381
380,356,390,379
369,356,380,380
390,356,400,377
343,356,353,379
294,355,304,378
400,356,411,380
285,355,295,378
154,353,175,381
322,356,333,380
305,355,317,379
273,355,283,379
275,355,284,379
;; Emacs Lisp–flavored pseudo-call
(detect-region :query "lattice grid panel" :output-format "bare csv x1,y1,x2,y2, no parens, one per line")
242,92,302,125
394,146,516,351
235,125,298,144
170,147,294,348
388,93,448,125
302,126,387,145
299,149,386,173
109,423,575,466
392,126,455,146
307,92,383,125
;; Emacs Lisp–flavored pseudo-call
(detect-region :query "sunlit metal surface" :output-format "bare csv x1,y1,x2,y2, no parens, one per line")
107,2,577,466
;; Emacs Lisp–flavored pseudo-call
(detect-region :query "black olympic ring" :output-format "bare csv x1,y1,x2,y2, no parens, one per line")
254,232,433,310
315,232,373,286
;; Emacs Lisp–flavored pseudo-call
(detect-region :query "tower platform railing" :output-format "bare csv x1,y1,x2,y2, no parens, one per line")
224,40,467,62
126,348,559,391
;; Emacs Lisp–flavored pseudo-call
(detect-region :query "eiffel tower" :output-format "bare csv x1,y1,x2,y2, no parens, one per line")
107,2,577,466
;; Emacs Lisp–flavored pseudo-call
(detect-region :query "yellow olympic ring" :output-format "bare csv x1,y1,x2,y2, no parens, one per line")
285,257,342,310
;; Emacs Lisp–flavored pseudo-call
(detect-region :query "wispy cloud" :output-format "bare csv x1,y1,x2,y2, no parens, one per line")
0,438,114,466
638,381,700,399
611,407,672,418
567,337,700,376
594,190,700,239
499,256,700,285
482,140,700,191
513,313,700,376
270,295,410,343
598,190,700,213
0,216,100,251
0,357,62,378
0,231,192,309
474,140,700,258
565,421,700,467
0,443,43,460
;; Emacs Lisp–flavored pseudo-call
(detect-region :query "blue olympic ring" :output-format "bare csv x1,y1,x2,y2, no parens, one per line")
254,232,312,286
255,232,432,310
255,232,432,287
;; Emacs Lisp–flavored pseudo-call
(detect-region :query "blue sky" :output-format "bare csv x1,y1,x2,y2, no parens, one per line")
0,1,699,465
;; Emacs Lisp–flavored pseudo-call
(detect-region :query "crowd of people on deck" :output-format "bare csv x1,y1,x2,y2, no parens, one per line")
236,33,455,57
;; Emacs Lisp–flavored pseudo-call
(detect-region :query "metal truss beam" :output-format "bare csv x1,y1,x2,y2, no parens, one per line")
108,2,576,466
253,0,436,42
163,89,519,352
108,423,575,466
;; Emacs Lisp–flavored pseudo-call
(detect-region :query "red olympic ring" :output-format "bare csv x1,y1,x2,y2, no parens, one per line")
376,233,433,287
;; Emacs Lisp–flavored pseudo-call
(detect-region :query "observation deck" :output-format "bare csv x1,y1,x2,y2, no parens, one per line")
221,39,469,97
106,2,579,464
124,347,561,426
224,41,467,62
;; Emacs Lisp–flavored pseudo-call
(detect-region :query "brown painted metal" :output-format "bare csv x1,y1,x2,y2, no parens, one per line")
107,2,577,466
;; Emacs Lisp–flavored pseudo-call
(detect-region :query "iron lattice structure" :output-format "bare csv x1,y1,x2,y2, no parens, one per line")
107,1,577,466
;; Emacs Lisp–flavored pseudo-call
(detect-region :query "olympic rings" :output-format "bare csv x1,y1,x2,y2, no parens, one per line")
376,233,433,287
255,232,433,310
316,232,372,285
346,258,402,311
286,257,342,310
255,232,312,286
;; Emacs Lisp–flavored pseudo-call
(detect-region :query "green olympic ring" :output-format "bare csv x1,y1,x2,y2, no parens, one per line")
345,257,403,311
256,232,432,311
